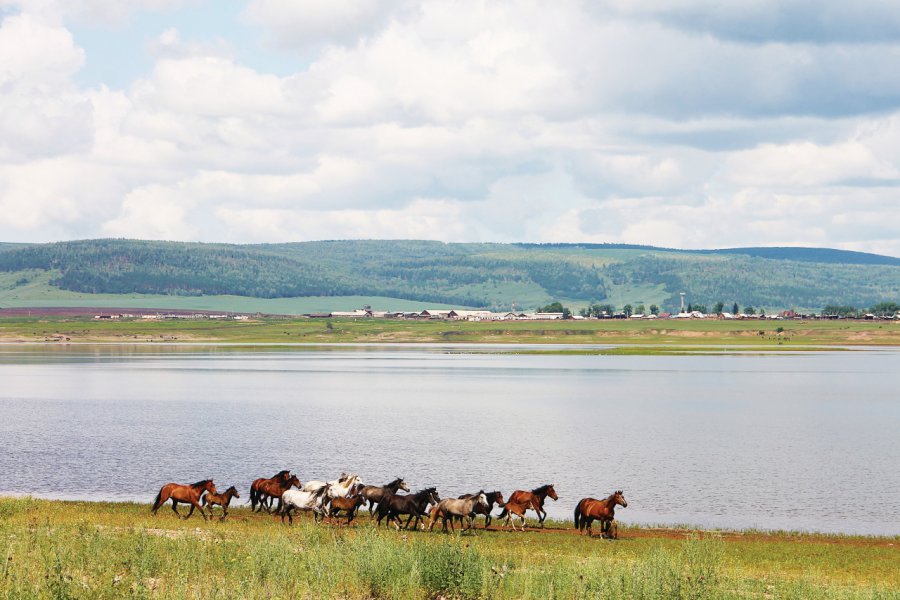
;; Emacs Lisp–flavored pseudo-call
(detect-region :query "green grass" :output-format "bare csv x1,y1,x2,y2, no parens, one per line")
1,315,898,349
1,498,897,599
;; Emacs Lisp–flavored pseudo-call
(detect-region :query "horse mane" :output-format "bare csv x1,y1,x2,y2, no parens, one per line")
191,479,211,488
532,484,552,494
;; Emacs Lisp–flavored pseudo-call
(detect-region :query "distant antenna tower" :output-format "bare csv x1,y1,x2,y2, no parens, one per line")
680,292,686,313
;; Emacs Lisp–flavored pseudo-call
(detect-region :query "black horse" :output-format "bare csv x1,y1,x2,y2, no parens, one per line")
358,477,409,516
455,491,505,528
376,487,441,530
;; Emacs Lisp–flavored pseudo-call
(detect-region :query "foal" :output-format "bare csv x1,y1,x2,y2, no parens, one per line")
202,486,240,521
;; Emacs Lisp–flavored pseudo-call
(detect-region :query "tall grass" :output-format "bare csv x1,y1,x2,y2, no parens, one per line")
1,499,898,599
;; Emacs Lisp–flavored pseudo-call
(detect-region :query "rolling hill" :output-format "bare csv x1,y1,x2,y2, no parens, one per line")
0,239,898,313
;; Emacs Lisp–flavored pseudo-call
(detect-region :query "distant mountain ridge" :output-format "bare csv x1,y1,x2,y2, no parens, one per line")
517,243,900,266
0,239,898,312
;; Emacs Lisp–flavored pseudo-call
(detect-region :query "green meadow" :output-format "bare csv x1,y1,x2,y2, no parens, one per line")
0,498,897,599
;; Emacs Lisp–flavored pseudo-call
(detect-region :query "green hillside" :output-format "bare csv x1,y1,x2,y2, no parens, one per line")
0,239,898,313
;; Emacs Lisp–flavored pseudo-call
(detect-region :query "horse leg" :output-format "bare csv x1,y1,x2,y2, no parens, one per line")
170,500,181,518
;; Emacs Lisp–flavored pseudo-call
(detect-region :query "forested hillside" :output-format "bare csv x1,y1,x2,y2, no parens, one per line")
0,239,898,312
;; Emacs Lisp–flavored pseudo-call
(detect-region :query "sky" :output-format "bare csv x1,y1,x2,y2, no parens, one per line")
1,0,900,256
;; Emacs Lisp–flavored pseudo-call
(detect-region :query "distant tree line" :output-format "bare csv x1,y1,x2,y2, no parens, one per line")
1,239,897,312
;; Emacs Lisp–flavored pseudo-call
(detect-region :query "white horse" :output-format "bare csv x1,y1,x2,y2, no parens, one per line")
281,485,330,525
302,473,360,498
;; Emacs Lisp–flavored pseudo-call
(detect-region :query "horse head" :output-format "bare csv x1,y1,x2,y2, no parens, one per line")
614,490,627,508
398,477,410,492
475,491,488,509
276,470,291,481
491,491,505,505
547,484,558,501
226,486,240,499
204,480,217,495
287,475,302,489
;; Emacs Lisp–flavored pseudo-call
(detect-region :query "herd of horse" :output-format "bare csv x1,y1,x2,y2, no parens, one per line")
151,471,628,538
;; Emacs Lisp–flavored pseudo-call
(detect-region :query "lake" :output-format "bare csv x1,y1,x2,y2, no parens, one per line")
0,344,898,535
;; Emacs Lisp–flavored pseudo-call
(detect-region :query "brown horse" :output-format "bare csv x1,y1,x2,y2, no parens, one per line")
151,479,217,520
202,485,240,521
256,474,301,513
327,493,367,525
498,484,558,528
499,499,531,531
574,490,627,538
250,470,291,512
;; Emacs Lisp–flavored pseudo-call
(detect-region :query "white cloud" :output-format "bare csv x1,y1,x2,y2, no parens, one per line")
244,0,418,49
0,12,92,159
0,0,899,257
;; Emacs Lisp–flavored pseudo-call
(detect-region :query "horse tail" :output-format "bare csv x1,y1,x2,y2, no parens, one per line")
496,503,508,519
249,486,258,510
151,489,163,514
573,502,582,529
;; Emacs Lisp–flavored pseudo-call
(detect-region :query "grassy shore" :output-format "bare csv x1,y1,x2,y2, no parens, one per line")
0,315,899,350
1,498,897,599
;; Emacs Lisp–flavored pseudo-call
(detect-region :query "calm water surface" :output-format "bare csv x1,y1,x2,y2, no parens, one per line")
1,345,898,535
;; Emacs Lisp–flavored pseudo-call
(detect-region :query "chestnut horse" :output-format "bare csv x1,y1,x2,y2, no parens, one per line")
249,470,291,512
202,485,240,521
574,490,627,538
497,484,558,528
499,499,531,531
256,475,301,513
327,492,367,525
151,479,217,520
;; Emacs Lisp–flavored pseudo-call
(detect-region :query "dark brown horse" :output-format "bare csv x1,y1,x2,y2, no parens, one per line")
256,474,301,513
574,490,627,538
151,479,217,520
357,477,409,516
455,491,504,528
250,470,291,511
202,485,240,521
498,484,558,528
376,487,441,530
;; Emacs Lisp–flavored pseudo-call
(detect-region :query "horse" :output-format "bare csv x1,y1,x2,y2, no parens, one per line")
498,499,531,531
497,484,558,528
357,477,409,515
327,491,367,525
201,485,240,521
151,479,217,520
455,491,504,528
255,474,301,513
250,470,291,511
428,492,488,532
303,473,360,498
574,490,627,538
376,487,441,530
281,485,331,525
